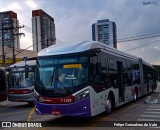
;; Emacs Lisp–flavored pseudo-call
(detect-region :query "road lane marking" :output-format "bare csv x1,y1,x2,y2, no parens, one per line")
137,118,160,121
149,106,160,108
24,107,35,130
96,117,109,121
146,96,151,101
27,107,35,121
141,115,160,118
144,111,160,114
147,109,160,111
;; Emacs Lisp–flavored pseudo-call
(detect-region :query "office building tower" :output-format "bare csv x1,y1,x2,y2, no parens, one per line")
92,19,117,48
0,11,20,49
32,9,56,52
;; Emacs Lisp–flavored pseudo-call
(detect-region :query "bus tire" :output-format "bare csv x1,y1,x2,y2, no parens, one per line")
105,93,115,114
134,87,138,101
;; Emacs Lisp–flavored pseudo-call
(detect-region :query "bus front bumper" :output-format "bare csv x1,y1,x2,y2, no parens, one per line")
34,97,91,117
8,93,34,102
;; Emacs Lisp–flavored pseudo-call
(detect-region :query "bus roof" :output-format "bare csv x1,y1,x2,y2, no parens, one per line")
38,41,139,60
142,60,155,69
10,60,36,68
38,41,154,68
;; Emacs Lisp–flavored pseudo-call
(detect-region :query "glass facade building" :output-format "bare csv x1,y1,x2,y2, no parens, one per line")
92,19,117,49
0,11,20,49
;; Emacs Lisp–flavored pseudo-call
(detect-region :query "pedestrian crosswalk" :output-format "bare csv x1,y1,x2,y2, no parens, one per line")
137,104,160,128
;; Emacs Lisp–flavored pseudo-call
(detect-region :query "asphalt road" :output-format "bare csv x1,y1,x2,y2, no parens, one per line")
0,82,160,130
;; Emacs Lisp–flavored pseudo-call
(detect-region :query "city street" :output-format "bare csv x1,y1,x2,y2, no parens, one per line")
0,82,160,130
0,1,160,130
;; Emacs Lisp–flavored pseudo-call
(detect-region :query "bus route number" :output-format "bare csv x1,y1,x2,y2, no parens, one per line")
61,98,72,103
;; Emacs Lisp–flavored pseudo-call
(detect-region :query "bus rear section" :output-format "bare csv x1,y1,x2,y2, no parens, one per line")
8,61,35,104
0,67,7,102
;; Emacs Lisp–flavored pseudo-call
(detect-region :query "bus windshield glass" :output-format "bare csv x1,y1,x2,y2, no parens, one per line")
35,56,89,97
9,67,35,88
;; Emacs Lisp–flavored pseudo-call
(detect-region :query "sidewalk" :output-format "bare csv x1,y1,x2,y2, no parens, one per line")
144,81,160,104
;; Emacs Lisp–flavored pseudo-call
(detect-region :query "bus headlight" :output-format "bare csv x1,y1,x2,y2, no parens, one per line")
33,90,43,103
74,89,89,102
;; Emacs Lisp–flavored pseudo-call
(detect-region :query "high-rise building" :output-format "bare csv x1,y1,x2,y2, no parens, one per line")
92,19,117,48
32,9,56,52
0,11,20,49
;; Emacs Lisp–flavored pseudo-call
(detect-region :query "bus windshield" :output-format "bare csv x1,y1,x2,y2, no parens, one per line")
9,67,35,88
35,56,89,97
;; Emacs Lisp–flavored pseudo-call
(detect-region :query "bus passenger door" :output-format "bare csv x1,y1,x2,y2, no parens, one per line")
117,61,124,102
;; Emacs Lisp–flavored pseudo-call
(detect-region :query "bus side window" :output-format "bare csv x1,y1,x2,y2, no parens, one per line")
109,74,117,88
92,75,107,92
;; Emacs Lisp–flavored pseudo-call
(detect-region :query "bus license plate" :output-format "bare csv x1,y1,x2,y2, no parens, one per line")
52,110,61,115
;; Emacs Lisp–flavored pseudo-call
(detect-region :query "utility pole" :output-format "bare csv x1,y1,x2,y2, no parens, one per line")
0,20,24,66
1,22,5,67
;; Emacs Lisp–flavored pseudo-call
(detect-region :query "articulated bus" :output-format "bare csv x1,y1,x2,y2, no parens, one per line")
0,67,7,102
8,60,36,104
34,41,156,117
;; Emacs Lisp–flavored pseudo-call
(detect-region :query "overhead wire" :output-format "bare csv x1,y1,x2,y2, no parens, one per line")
18,22,160,55
124,39,160,52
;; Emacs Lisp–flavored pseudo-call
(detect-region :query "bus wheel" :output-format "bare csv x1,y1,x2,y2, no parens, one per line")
105,95,112,114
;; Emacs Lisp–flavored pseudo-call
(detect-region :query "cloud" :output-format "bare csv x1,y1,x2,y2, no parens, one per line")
0,0,42,52
154,46,160,51
0,2,23,12
0,0,160,65
25,0,38,9
20,32,33,50
27,0,160,65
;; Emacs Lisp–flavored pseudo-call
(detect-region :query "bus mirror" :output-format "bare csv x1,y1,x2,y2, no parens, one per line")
96,62,101,75
25,65,29,78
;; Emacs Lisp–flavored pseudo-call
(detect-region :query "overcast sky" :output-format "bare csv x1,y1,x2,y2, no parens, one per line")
0,0,160,65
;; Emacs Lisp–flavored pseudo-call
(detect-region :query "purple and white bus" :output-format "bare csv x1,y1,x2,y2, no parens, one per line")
34,41,156,117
